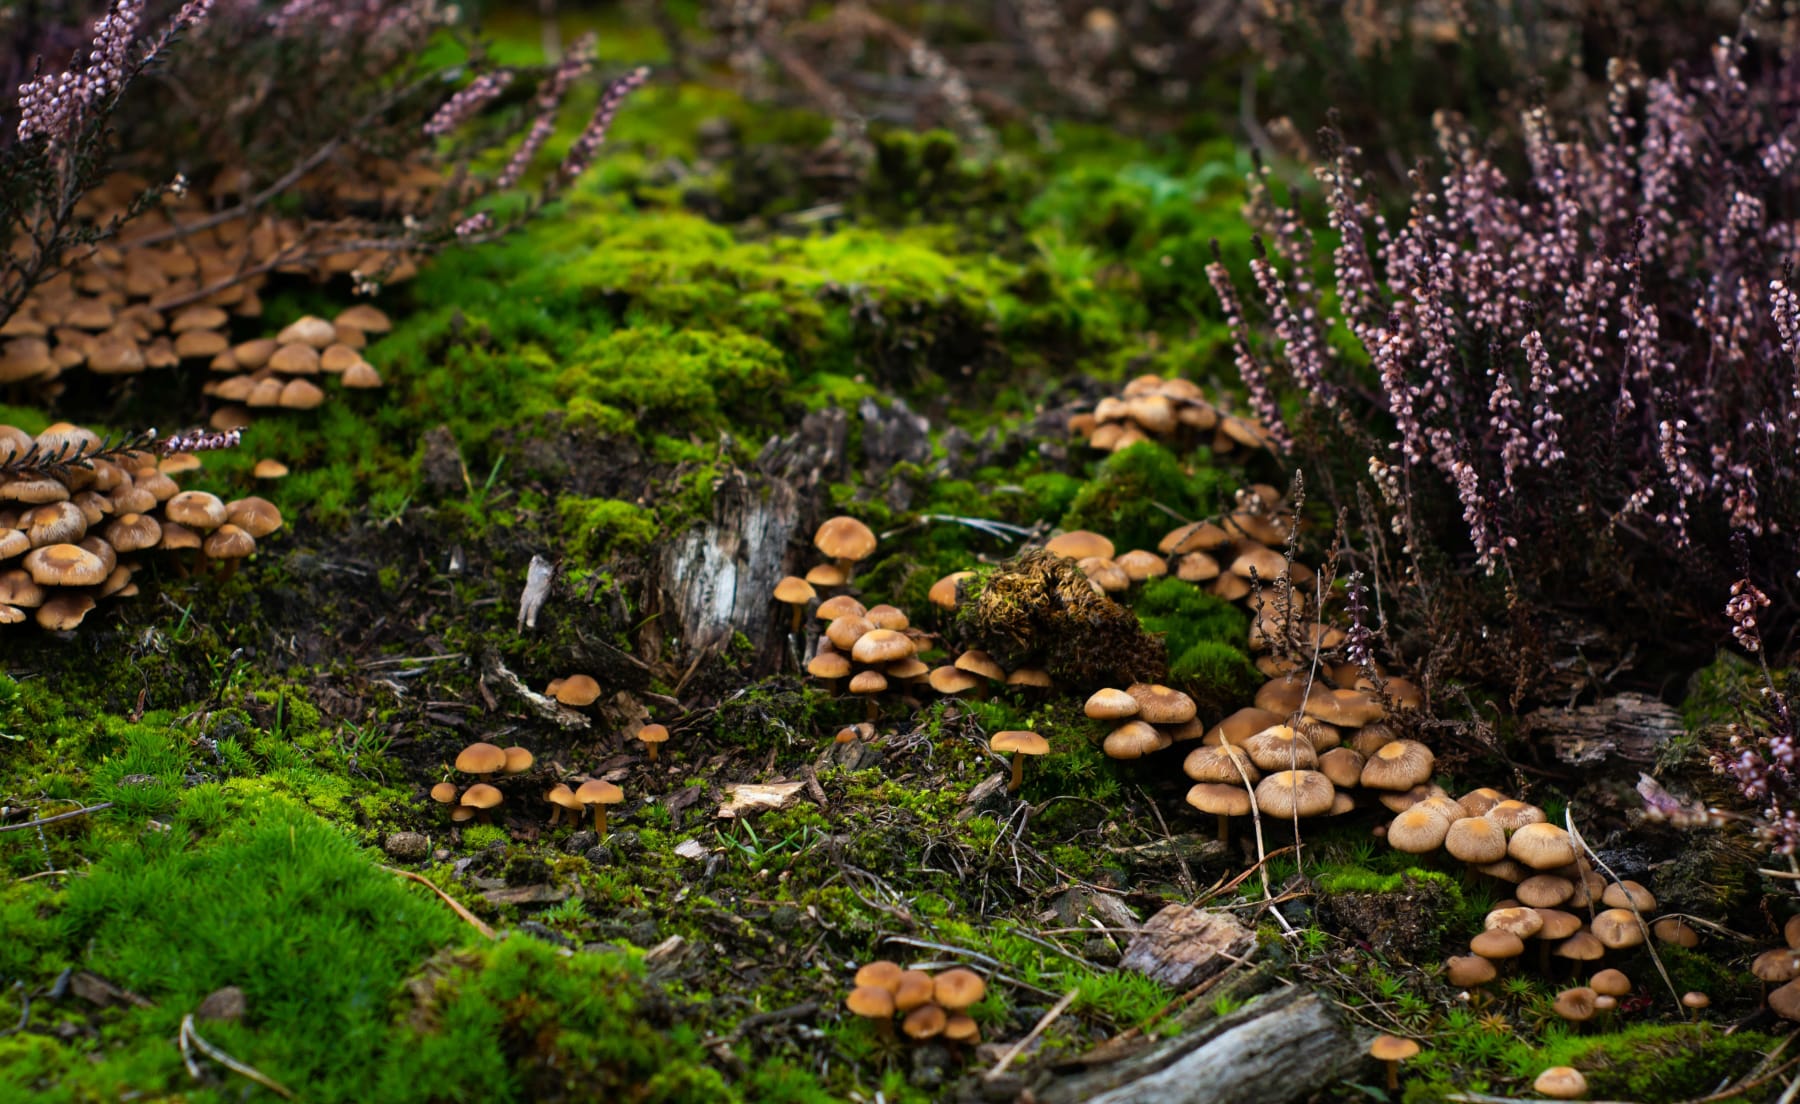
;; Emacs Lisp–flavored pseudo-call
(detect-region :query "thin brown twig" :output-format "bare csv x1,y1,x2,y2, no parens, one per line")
984,988,1078,1082
382,865,497,940
179,1014,296,1099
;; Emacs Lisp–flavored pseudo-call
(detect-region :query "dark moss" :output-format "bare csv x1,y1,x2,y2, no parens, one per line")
957,549,1165,686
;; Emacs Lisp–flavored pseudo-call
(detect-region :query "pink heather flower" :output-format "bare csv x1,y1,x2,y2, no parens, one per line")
154,426,241,455
1727,578,1771,653
495,33,596,190
424,71,514,138
561,67,650,178
453,212,493,238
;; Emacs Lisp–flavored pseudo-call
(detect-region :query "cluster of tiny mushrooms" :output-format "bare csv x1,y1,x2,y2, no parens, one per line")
844,961,988,1046
1067,374,1279,457
0,422,284,628
0,170,408,428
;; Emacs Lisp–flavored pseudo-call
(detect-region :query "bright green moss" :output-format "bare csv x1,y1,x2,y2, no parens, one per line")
558,327,789,436
559,496,659,563
1061,441,1233,553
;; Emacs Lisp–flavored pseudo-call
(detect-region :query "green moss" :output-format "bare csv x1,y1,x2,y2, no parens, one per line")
1061,442,1234,553
957,549,1166,686
558,496,659,562
558,326,789,437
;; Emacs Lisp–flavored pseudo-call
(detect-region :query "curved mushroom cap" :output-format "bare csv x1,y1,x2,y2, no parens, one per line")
1458,787,1507,818
277,315,338,348
104,512,162,553
1440,816,1507,863
1104,721,1170,760
886,657,930,681
1254,674,1309,716
1228,542,1288,581
848,670,889,695
933,968,988,1011
551,674,601,706
1183,744,1260,785
547,784,584,814
164,490,228,530
854,960,903,992
814,516,877,563
1256,770,1335,819
853,630,921,662
1115,550,1168,581
1752,948,1800,983
1085,688,1140,720
0,569,45,609
574,779,624,807
954,649,1005,681
1517,875,1575,908
430,781,460,804
1535,909,1583,941
864,604,909,631
24,501,85,546
1243,726,1318,772
1367,1034,1419,1062
1351,722,1398,757
1176,551,1221,582
1045,530,1114,561
825,615,873,651
1081,557,1129,593
203,523,256,561
1360,739,1435,791
893,970,935,1012
902,1003,947,1040
1653,918,1700,948
1007,667,1052,688
1534,1066,1589,1100
1207,707,1285,746
928,571,974,609
1485,800,1547,832
1589,969,1631,997
1774,980,1800,1022
1303,687,1385,728
1445,955,1497,988
1590,908,1646,950
805,562,847,587
1485,907,1544,940
1787,915,1800,950
1600,880,1657,913
1160,520,1231,554
158,520,202,552
1388,807,1453,854
845,985,895,1019
1681,991,1711,1010
336,304,393,333
24,542,106,586
1187,783,1252,818
1375,784,1444,815
1508,823,1577,870
773,575,816,606
809,652,853,680
1555,931,1605,963
460,783,503,810
1317,747,1365,789
502,746,534,774
637,724,669,748
1470,929,1525,960
36,593,95,630
992,731,1048,757
815,595,865,622
944,1013,980,1043
1552,987,1597,1024
455,742,507,775
928,665,980,695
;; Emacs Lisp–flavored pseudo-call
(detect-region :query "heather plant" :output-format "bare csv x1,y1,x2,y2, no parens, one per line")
1209,25,1800,688
2,0,649,333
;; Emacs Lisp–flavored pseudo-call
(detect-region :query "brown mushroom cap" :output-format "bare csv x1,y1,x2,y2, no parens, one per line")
1160,520,1231,554
901,1003,947,1040
1553,987,1598,1024
1590,908,1647,950
814,516,877,563
1773,980,1800,1022
1183,744,1260,785
1600,880,1657,913
1681,991,1711,1010
928,571,974,609
165,490,227,531
1752,948,1800,983
1303,687,1385,728
992,731,1049,758
430,781,459,804
551,674,601,706
1517,875,1575,909
854,961,904,992
944,1013,980,1043
825,615,873,651
253,458,289,479
1444,817,1509,863
1243,726,1317,772
845,985,895,1019
36,593,95,630
1317,747,1365,789
460,783,503,811
1535,909,1583,941
1127,683,1197,725
1554,931,1606,963
1470,929,1525,960
1360,739,1436,791
1508,823,1577,870
928,665,980,695
804,562,847,587
1115,549,1168,581
1653,918,1700,948
1085,688,1141,720
1786,915,1800,950
1388,807,1453,854
1485,907,1545,940
455,742,507,775
547,784,584,814
502,746,534,774
1458,787,1507,818
1590,969,1631,997
865,604,909,631
1007,667,1052,688
23,542,106,586
1206,706,1285,746
885,656,929,681
1256,770,1335,818
954,649,1005,681
933,968,987,1011
893,970,935,1012
848,670,888,695
1534,1067,1589,1100
1104,721,1170,760
1045,530,1114,561
203,523,256,561
1445,955,1497,988
1187,783,1252,818
104,512,162,553
1368,1034,1420,1062
574,779,623,808
0,569,46,609
1485,800,1547,833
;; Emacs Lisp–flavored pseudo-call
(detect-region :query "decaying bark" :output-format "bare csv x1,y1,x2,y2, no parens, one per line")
1042,986,1362,1104
1117,905,1254,990
1526,692,1684,769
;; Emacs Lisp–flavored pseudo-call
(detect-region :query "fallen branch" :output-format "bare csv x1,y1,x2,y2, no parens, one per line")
0,803,113,834
179,1013,296,1099
986,988,1078,1081
383,865,498,940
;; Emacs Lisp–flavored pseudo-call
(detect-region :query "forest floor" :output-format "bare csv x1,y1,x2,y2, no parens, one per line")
0,14,1792,1104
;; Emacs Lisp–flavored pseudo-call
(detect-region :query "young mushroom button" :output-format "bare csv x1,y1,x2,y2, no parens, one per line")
454,742,507,777
1534,1067,1589,1100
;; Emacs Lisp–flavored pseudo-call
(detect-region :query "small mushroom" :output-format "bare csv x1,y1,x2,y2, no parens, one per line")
574,779,624,835
1534,1067,1589,1100
990,731,1048,793
933,968,987,1011
1368,1034,1419,1092
813,516,877,578
454,742,507,777
546,783,583,826
773,576,816,632
637,723,669,763
845,985,896,1037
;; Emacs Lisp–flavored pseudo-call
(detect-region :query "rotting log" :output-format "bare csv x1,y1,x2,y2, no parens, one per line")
1041,986,1361,1104
1527,692,1684,770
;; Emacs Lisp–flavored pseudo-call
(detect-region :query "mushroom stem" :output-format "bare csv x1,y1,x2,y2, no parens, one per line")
217,558,240,583
1216,813,1231,845
646,742,659,764
789,605,803,633
594,805,607,836
1385,1060,1399,1092
1008,753,1024,794
865,698,879,724
835,556,854,580
549,807,560,827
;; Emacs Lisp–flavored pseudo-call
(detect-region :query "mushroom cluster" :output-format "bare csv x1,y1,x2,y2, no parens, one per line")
430,741,536,823
804,594,931,719
1086,683,1201,760
199,307,389,431
844,961,987,1045
1751,915,1800,1022
1,171,412,419
0,423,283,628
1067,373,1278,456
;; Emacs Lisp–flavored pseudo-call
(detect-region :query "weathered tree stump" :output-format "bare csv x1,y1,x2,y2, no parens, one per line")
1526,692,1684,769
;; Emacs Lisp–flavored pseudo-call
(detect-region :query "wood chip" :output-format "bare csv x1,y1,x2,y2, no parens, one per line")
716,781,807,818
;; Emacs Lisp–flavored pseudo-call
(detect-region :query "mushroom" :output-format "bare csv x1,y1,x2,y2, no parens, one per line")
990,731,1048,794
845,985,896,1037
1552,986,1597,1028
1243,726,1317,772
813,516,877,578
1681,991,1711,1011
1187,783,1252,843
1445,955,1496,997
1367,1035,1419,1092
893,970,935,1012
1773,979,1800,1022
460,783,503,819
501,747,534,775
1126,683,1197,725
430,781,459,807
454,742,507,778
773,576,816,632
1085,688,1140,721
933,968,987,1011
1590,908,1646,951
1600,880,1657,913
203,523,256,579
1534,1067,1589,1100
1388,807,1453,853
546,784,583,826
1470,929,1524,964
1255,770,1335,820
1653,917,1700,948
901,1004,947,1041
1104,721,1169,760
574,779,624,835
637,724,669,763
1508,823,1576,870
1445,817,1509,864
928,571,974,610
1359,739,1434,791
1045,530,1114,561
549,675,601,708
